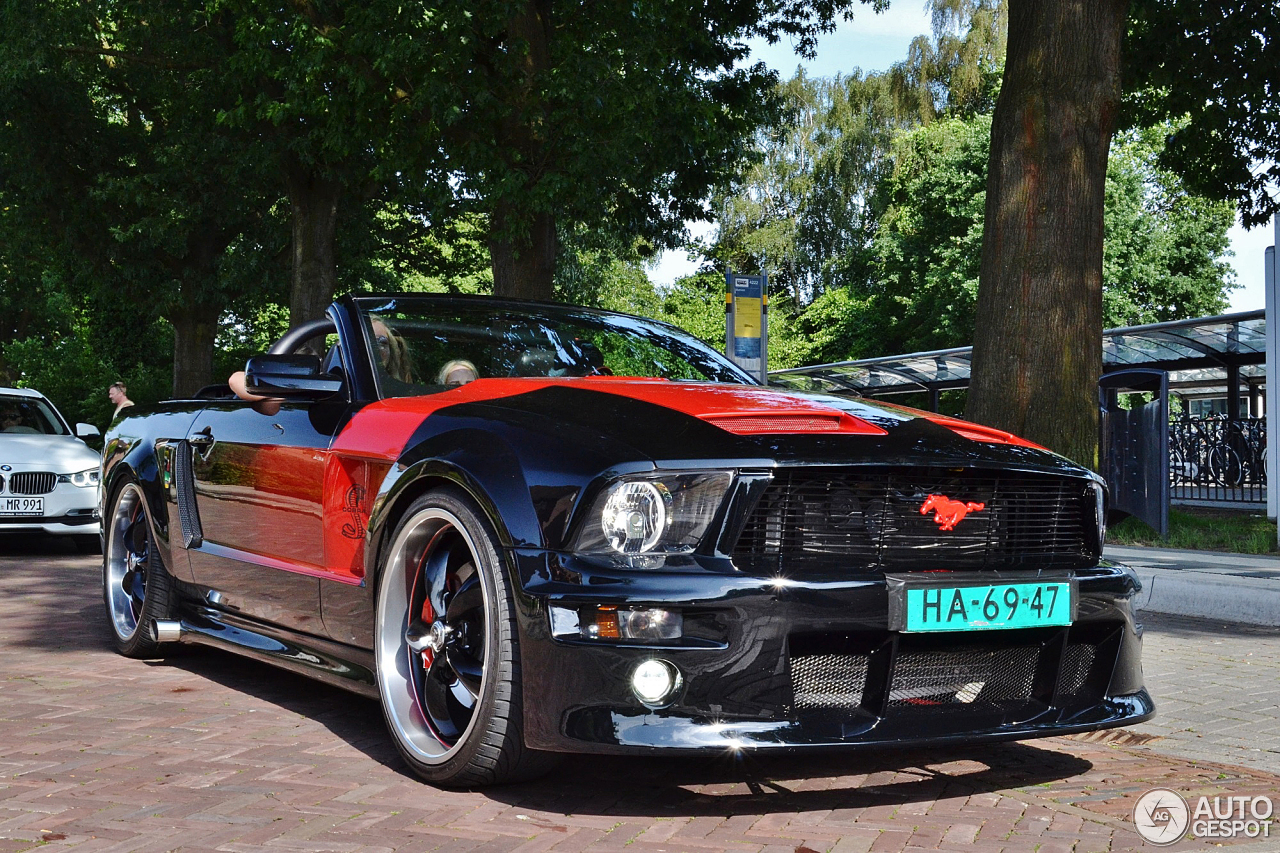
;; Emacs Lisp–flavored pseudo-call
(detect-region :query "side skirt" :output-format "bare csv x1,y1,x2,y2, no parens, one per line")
163,605,379,700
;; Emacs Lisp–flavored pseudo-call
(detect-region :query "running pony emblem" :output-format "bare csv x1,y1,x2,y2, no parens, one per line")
919,494,986,531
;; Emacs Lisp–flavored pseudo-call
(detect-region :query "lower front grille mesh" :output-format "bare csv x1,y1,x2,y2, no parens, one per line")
888,645,1038,709
789,627,1118,718
1056,641,1099,696
791,653,869,710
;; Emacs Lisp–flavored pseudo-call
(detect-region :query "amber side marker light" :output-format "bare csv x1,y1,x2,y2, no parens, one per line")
550,605,683,643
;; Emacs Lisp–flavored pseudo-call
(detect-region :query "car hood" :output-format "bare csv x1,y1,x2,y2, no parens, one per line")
0,434,100,473
400,377,1087,477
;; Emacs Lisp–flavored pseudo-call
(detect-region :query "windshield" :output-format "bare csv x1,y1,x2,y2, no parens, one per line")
356,298,756,399
0,394,69,436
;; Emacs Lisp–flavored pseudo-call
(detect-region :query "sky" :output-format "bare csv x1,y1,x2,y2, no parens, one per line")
650,4,1272,314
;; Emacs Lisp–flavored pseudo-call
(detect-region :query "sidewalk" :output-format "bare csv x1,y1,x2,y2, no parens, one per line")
1104,544,1280,627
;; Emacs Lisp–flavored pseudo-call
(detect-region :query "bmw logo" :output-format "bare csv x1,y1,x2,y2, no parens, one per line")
0,465,10,472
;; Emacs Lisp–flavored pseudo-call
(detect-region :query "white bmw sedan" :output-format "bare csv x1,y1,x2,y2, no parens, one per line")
0,387,102,550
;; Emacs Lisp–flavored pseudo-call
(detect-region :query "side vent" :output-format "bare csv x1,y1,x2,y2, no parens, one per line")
174,440,203,548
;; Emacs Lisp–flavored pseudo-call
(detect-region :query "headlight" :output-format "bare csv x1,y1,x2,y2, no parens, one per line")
59,468,100,488
573,472,733,561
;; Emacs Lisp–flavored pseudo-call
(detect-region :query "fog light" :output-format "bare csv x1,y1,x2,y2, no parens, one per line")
631,659,680,706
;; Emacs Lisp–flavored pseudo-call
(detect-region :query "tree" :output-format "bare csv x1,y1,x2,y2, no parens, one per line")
1126,0,1280,228
964,0,1128,467
889,0,1006,122
854,116,1234,358
424,0,887,301
712,70,902,305
0,0,282,395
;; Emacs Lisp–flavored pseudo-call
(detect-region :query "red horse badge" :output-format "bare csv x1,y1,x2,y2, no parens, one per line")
919,494,986,531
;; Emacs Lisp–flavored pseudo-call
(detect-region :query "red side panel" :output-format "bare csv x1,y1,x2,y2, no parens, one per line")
322,455,393,582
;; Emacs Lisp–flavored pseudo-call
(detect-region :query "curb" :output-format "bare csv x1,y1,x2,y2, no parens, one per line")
1131,567,1280,627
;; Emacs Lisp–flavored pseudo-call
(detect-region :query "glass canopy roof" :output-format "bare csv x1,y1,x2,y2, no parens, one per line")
770,310,1267,395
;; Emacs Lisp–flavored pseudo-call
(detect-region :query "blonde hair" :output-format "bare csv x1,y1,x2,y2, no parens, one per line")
437,359,478,386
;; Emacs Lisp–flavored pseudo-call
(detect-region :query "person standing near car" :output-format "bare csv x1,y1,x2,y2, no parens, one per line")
108,382,133,420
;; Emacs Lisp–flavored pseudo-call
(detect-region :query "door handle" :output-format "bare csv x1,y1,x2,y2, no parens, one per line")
188,426,215,449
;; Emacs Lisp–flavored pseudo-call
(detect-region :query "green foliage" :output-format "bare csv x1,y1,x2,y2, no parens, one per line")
4,291,172,428
859,114,991,355
1102,126,1236,326
841,114,1235,359
1125,0,1280,228
651,273,728,353
712,70,902,304
888,0,1006,121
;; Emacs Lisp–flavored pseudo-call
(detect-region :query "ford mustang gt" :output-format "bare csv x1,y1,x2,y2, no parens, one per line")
100,294,1153,786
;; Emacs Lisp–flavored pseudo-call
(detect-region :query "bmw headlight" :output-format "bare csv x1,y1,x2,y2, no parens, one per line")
573,472,733,562
59,468,100,488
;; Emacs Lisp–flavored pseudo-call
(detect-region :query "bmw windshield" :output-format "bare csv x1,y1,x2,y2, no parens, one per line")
0,394,69,436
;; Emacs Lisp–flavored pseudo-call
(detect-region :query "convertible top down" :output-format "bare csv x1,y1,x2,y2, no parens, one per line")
101,294,1153,786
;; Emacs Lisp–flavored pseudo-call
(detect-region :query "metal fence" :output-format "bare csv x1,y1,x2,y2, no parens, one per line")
1169,416,1266,504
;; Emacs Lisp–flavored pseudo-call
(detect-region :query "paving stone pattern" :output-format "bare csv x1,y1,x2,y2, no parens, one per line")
1129,613,1280,775
2,537,1278,853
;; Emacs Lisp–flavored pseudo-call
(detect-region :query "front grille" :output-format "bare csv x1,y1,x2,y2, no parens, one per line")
888,645,1038,709
734,467,1096,572
9,472,56,495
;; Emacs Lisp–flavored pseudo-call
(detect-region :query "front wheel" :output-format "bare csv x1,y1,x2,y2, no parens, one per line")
103,477,176,657
374,488,557,786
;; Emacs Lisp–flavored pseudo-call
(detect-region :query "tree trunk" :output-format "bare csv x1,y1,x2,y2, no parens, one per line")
488,0,556,302
490,204,557,300
170,303,219,398
964,0,1127,468
286,162,341,325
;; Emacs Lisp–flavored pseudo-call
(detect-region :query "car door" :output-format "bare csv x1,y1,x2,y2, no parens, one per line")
185,396,351,635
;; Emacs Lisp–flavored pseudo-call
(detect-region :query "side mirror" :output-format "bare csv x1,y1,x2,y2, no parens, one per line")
245,354,344,399
76,423,101,439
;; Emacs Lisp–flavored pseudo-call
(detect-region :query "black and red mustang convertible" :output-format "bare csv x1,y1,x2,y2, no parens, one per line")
101,295,1152,786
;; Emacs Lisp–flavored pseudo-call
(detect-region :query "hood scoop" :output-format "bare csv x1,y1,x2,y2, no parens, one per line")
700,412,885,436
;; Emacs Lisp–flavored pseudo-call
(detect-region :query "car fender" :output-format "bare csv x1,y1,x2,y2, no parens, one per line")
101,410,201,577
364,428,533,592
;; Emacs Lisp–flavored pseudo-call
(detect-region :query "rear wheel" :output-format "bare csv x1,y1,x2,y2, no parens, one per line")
374,488,557,786
103,478,176,657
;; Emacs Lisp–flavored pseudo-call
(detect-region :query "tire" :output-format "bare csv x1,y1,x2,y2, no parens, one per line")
103,476,177,657
1208,445,1243,488
374,487,558,787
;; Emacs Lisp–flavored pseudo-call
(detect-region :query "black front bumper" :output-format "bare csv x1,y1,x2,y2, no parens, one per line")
513,553,1153,754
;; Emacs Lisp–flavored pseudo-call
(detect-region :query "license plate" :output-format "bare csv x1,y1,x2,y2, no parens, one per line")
0,496,43,516
904,582,1072,632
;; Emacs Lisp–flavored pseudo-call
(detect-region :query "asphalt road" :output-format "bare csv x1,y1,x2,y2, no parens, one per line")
1,532,1278,853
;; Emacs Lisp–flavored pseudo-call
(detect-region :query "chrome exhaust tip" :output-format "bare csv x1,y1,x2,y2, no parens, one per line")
152,620,183,643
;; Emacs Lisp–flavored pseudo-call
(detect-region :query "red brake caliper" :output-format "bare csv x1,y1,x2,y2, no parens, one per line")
418,590,434,671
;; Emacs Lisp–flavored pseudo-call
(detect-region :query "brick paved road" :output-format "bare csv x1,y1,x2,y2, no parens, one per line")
2,534,1278,853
